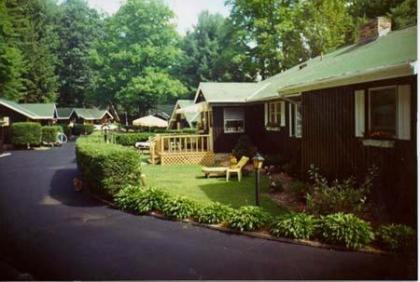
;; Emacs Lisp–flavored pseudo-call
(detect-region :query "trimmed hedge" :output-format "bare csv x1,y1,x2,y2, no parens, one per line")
42,126,61,144
11,122,42,148
75,136,142,198
115,132,155,146
73,124,95,136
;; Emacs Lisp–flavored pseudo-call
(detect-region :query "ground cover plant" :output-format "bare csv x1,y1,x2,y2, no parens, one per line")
376,224,416,252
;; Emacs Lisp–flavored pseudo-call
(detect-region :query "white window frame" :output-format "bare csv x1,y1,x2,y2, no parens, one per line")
264,101,285,131
354,84,411,141
368,85,398,139
288,97,302,138
223,108,245,134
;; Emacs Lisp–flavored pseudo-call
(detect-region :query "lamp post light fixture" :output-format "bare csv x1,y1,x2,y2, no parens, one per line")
252,152,265,206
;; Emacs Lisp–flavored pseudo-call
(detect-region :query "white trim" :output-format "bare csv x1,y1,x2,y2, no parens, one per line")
280,101,285,126
245,83,271,101
288,103,293,137
354,90,365,137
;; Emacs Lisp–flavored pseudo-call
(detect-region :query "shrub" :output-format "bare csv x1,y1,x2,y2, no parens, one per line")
11,122,42,148
161,196,198,220
61,124,72,138
232,135,257,159
305,165,375,215
194,203,234,224
136,188,170,214
75,136,142,198
227,206,271,232
270,213,318,240
42,126,61,144
289,181,310,201
114,186,143,212
72,124,95,136
318,213,374,250
376,224,416,252
115,132,155,146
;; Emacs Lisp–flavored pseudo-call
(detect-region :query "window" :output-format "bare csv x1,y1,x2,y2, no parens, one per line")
289,100,302,138
264,101,285,130
224,108,245,133
368,86,397,138
354,85,411,140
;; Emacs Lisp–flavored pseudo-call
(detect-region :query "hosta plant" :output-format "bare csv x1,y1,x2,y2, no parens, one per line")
227,206,271,232
270,213,318,240
195,203,234,225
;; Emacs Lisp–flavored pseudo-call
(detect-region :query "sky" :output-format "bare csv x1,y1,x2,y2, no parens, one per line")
86,0,230,35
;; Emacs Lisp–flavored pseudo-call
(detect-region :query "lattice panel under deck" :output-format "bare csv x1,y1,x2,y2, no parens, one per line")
160,152,215,166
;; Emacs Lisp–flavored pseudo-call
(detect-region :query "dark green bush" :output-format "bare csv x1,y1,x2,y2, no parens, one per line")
61,124,72,138
227,206,271,232
42,126,61,144
75,136,142,198
306,165,374,215
194,203,234,224
136,187,170,214
115,132,155,146
72,124,95,136
232,135,257,159
11,122,42,148
289,181,310,201
376,224,416,252
161,196,198,220
270,213,318,240
318,213,374,249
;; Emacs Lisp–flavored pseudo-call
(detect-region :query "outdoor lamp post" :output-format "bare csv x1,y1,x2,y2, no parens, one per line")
252,153,264,206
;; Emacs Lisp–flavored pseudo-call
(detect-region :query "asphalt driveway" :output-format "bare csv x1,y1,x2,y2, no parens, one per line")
0,142,416,280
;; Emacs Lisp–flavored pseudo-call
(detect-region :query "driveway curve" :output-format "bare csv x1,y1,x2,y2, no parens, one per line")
0,142,416,280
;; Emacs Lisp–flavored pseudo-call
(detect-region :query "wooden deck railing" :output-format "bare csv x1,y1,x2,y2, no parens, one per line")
150,133,213,165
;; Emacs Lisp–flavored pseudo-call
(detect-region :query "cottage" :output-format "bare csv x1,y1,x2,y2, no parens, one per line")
70,108,113,125
155,19,416,222
168,99,199,130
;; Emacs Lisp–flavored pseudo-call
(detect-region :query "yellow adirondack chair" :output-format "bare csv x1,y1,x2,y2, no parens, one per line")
226,156,249,182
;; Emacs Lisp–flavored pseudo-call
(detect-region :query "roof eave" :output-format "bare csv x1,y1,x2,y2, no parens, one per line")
278,62,416,96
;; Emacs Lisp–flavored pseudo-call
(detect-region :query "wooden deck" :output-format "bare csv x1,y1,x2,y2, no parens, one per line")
150,133,214,165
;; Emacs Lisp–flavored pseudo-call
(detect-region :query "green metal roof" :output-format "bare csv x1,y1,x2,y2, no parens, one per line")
56,107,74,119
193,26,416,103
196,82,261,103
74,108,111,120
249,25,417,101
0,99,56,119
20,103,56,118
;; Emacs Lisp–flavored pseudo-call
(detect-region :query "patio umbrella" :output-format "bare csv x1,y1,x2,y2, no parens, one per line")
132,115,168,128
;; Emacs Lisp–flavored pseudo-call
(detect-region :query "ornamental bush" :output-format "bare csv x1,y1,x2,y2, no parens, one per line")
42,126,61,144
227,206,272,232
194,203,234,225
114,185,143,212
376,224,416,252
136,187,170,214
161,196,198,220
72,124,95,136
75,136,142,198
115,132,155,146
11,122,42,148
270,213,318,240
318,213,374,250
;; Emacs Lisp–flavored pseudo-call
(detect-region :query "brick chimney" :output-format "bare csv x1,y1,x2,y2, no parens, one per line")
358,17,392,43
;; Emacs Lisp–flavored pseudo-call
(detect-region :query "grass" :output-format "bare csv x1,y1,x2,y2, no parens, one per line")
141,163,288,216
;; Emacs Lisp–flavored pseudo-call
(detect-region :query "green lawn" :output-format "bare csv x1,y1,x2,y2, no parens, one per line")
141,163,288,216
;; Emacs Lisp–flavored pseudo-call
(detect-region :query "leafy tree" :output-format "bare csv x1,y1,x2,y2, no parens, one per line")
91,0,187,115
0,1,26,101
56,0,104,107
390,0,417,29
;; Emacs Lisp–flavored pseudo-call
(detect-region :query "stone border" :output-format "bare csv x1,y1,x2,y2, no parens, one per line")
88,191,391,256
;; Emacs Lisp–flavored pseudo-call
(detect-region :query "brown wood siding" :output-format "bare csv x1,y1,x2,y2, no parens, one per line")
301,76,417,224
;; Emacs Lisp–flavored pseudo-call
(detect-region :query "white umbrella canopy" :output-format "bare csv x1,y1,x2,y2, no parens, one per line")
132,115,168,128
